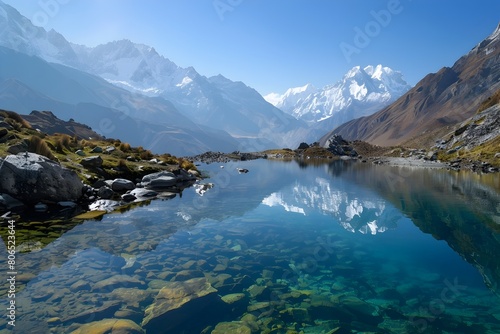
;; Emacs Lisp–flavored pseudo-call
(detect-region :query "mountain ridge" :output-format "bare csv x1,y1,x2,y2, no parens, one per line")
0,0,308,151
332,23,500,147
266,65,410,125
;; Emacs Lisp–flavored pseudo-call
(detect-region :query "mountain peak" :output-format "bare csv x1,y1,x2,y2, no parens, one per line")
470,22,500,54
490,22,500,41
268,65,410,130
334,22,500,147
286,83,316,95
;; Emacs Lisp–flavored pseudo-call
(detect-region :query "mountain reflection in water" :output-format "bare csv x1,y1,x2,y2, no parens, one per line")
262,176,402,235
1,159,499,333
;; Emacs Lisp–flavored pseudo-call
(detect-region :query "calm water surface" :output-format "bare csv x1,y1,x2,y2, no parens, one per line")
1,159,500,333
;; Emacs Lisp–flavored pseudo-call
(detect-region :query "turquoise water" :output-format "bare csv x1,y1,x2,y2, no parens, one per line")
1,159,500,333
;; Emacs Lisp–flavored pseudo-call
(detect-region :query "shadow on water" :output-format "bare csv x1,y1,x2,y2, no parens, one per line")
326,160,500,296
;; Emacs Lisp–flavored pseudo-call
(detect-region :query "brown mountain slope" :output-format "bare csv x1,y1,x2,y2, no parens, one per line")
330,23,500,147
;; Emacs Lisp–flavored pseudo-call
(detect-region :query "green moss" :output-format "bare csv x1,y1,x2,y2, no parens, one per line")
73,210,107,220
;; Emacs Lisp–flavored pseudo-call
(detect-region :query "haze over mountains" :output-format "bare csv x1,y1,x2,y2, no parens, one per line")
0,0,415,155
0,1,313,154
1,0,498,156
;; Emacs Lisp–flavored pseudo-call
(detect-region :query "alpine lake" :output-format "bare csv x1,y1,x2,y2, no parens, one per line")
1,158,500,334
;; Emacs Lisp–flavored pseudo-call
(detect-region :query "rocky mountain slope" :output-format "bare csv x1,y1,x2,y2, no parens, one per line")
332,23,500,147
432,89,500,170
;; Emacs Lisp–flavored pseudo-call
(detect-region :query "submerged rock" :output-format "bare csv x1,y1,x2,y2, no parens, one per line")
142,277,219,333
211,321,251,334
92,275,145,292
69,318,144,334
221,293,246,305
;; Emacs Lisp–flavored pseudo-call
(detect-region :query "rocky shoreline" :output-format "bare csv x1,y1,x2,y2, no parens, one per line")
187,141,499,174
1,140,497,220
0,152,200,219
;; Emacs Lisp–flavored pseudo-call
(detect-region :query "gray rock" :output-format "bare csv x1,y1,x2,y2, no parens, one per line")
426,151,438,161
0,121,13,130
105,146,116,153
91,146,103,153
75,149,86,156
0,127,8,139
177,168,197,181
80,155,103,168
0,193,25,211
111,178,135,192
97,186,114,199
0,153,83,204
121,193,136,202
141,171,178,190
322,134,358,156
7,142,28,155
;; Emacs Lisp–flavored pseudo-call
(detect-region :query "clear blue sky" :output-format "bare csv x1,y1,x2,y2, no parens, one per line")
4,0,500,95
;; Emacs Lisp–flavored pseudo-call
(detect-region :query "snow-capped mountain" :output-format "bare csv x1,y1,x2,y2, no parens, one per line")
265,65,411,139
71,40,196,97
73,39,307,147
0,2,80,66
0,1,308,150
334,23,500,146
265,83,318,114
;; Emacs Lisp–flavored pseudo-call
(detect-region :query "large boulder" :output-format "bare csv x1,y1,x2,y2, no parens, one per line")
323,134,358,157
0,153,83,204
142,277,219,333
140,171,177,190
